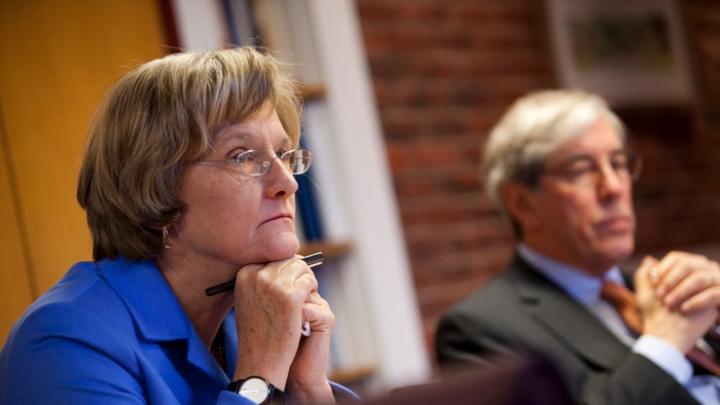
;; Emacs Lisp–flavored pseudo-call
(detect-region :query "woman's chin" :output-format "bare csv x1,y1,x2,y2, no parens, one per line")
264,232,300,261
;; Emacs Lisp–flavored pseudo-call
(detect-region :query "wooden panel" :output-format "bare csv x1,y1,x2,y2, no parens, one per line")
0,0,167,295
0,119,33,344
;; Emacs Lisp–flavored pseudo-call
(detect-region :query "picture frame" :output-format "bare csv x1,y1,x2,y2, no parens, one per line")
545,0,694,107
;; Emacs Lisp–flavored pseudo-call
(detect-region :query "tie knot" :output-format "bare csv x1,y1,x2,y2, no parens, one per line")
600,280,643,334
600,280,636,307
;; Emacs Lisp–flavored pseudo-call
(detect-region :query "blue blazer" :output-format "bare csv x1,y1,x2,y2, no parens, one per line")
0,257,357,404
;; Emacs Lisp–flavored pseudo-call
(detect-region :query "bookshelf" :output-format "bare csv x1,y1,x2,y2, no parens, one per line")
253,0,432,391
329,364,377,386
296,83,326,102
298,240,352,259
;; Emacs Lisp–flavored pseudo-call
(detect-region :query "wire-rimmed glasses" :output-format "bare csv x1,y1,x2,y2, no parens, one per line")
540,151,642,188
191,149,313,177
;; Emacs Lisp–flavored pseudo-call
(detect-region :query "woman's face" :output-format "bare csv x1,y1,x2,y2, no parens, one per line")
174,104,299,270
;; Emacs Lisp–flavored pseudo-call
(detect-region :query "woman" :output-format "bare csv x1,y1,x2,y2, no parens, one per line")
0,48,353,404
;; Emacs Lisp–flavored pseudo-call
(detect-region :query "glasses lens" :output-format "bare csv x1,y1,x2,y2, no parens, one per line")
290,149,312,174
629,154,642,182
232,150,265,176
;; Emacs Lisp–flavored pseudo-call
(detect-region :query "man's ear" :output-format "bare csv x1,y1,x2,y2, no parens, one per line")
500,182,542,232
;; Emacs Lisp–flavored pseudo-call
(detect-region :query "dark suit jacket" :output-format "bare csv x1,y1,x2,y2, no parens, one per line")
435,254,701,405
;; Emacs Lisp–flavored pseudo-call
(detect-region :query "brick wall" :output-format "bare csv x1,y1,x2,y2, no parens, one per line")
356,0,720,354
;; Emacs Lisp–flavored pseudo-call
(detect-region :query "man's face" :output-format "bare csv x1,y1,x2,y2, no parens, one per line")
520,117,636,275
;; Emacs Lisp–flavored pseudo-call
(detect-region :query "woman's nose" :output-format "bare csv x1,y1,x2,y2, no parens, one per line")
264,157,299,198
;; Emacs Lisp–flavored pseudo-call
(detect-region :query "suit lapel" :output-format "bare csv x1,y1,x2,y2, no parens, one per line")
507,255,630,371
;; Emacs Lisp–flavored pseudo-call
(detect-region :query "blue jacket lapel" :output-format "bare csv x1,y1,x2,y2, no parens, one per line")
96,257,230,383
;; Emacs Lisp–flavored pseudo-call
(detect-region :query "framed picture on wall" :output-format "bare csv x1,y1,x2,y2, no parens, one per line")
546,0,694,107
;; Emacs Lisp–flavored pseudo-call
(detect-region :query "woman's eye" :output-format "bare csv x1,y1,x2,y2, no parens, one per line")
229,151,252,163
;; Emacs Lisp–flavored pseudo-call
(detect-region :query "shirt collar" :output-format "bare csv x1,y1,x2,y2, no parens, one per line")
517,243,625,305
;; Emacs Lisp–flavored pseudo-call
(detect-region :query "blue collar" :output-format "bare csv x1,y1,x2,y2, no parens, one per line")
517,243,626,306
95,257,237,380
95,257,192,341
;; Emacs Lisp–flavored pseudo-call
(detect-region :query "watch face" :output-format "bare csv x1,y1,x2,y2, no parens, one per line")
238,377,270,404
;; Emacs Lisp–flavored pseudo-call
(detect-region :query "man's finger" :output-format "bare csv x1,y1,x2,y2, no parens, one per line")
655,257,696,297
634,256,658,296
679,286,720,315
665,270,720,309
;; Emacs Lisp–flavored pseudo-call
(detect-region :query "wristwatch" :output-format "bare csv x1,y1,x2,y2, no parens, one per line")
228,376,280,404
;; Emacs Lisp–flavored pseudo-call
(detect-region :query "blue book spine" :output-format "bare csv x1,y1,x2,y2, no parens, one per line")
296,136,325,241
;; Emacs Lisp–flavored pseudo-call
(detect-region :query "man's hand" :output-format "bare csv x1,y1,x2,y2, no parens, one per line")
635,255,718,353
651,251,720,315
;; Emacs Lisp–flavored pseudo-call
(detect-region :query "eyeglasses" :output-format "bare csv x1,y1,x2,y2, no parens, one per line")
540,151,642,188
191,149,313,177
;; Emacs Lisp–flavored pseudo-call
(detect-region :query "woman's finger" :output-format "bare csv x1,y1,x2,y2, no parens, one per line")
301,301,335,334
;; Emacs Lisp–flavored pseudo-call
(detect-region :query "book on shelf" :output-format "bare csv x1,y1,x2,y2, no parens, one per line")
296,135,325,242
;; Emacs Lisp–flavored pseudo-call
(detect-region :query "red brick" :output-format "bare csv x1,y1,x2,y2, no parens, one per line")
357,0,720,357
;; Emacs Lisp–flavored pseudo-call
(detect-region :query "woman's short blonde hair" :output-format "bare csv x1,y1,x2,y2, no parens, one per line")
77,47,301,261
482,89,625,229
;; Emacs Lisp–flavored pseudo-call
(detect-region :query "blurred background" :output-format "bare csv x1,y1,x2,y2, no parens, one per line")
1,0,719,394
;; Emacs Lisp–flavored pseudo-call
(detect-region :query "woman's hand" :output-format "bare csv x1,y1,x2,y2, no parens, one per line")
285,291,335,404
231,257,319,390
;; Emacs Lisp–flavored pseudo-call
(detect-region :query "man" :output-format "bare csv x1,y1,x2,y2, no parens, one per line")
436,90,720,405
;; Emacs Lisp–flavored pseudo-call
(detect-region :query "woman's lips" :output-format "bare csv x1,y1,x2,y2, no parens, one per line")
261,214,293,225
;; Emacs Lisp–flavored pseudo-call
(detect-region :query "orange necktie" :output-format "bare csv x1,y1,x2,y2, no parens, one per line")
601,281,643,335
601,280,720,376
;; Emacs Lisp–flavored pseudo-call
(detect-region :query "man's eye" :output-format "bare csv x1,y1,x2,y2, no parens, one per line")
565,163,595,178
611,156,629,171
